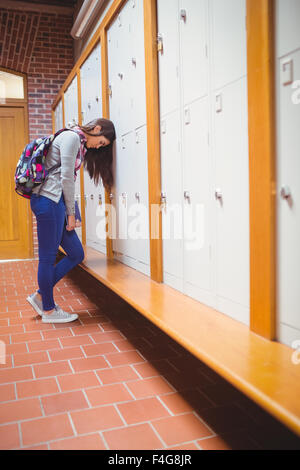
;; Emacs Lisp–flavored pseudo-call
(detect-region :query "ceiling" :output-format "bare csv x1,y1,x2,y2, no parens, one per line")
6,0,78,7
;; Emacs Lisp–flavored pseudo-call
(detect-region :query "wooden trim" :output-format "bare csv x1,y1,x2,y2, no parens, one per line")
247,0,276,339
76,68,87,247
51,109,55,133
143,0,163,282
100,29,113,259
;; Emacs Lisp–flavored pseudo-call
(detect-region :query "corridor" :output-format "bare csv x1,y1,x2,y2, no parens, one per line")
0,258,300,450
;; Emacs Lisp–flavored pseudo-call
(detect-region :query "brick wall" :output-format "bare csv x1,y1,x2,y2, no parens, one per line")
0,6,75,258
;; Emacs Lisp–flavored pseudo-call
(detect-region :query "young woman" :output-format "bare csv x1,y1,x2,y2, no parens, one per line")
27,118,116,323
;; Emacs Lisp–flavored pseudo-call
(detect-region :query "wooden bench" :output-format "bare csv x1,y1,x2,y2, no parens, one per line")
59,245,300,438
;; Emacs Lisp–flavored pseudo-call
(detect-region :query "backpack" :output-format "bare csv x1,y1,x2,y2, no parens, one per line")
14,128,71,199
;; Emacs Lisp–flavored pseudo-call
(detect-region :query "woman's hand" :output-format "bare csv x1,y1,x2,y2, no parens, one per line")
66,214,76,231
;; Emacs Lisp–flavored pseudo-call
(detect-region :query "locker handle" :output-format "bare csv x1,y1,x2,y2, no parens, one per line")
180,9,187,22
132,57,136,67
135,192,140,202
90,194,94,200
109,193,114,201
215,189,222,200
157,33,163,54
184,191,191,203
280,185,291,199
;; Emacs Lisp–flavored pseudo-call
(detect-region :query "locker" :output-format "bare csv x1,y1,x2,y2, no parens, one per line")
276,0,300,59
108,0,150,275
210,0,247,90
64,75,78,128
156,0,181,116
160,110,184,292
74,175,82,241
213,78,250,324
130,0,147,129
131,125,150,274
276,46,300,345
157,0,249,325
54,100,63,132
80,43,106,254
182,96,213,307
179,0,208,105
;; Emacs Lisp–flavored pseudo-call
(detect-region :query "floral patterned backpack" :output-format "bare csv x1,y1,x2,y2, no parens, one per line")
14,128,71,199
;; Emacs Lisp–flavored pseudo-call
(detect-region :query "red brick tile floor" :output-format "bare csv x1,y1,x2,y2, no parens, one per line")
1,257,300,450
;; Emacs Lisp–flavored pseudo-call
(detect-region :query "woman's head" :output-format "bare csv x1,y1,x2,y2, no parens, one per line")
79,118,116,191
80,118,116,149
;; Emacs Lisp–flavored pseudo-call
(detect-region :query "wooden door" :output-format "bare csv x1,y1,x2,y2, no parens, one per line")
0,106,32,259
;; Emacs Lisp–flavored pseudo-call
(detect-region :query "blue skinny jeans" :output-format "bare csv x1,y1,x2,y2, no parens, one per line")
30,193,85,311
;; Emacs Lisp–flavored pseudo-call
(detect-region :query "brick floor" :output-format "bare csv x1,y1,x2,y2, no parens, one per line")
0,258,300,450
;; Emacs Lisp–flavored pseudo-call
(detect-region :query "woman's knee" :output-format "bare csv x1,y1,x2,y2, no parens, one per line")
70,245,85,265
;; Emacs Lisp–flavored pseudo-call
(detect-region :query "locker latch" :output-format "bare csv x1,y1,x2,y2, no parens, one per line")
280,185,291,200
215,189,223,201
99,194,102,205
135,192,140,203
132,57,137,67
108,85,112,97
157,33,163,54
184,191,191,203
161,192,167,210
180,9,187,22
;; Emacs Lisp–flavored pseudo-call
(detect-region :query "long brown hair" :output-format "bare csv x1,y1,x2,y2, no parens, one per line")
79,118,116,191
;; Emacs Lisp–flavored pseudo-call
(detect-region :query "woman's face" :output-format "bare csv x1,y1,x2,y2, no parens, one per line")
84,125,111,149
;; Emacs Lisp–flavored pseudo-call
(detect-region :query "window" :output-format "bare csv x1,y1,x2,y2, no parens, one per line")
0,70,24,100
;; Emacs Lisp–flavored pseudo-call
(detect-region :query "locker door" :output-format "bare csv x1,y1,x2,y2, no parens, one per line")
132,125,150,275
157,0,181,116
276,0,300,58
64,77,78,127
210,0,247,90
54,100,63,132
80,56,89,125
276,50,300,345
71,76,78,126
122,131,137,268
64,88,70,127
119,2,134,136
113,133,133,263
160,110,184,292
130,0,147,129
182,96,213,306
107,25,119,125
179,0,208,105
94,179,106,254
213,78,249,325
89,43,102,120
74,174,82,241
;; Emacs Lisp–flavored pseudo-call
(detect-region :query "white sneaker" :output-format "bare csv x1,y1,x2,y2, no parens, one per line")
26,292,58,317
42,305,78,324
